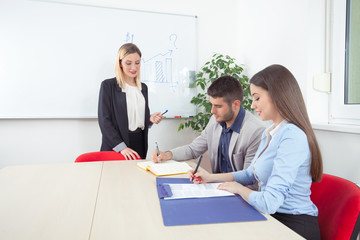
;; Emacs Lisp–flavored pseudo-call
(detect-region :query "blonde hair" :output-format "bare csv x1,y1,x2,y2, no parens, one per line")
114,43,142,90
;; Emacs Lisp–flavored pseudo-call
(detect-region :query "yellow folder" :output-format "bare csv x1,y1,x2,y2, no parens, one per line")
137,160,192,176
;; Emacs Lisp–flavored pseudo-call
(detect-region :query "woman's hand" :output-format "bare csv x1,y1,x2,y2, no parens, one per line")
217,181,244,195
150,112,164,124
189,169,235,184
218,182,253,203
120,147,141,160
188,169,214,184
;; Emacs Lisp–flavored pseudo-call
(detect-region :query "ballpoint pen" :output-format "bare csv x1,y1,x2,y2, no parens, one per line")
155,142,162,163
155,142,160,156
191,155,203,181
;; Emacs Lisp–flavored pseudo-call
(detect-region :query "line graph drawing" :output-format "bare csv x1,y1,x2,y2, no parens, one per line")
142,49,174,63
141,33,178,63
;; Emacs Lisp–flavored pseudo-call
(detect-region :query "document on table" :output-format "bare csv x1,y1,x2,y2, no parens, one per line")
164,183,234,200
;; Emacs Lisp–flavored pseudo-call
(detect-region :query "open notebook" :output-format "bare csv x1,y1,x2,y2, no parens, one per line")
137,160,192,176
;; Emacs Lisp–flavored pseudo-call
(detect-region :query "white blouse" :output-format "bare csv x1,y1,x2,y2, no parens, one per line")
123,83,145,131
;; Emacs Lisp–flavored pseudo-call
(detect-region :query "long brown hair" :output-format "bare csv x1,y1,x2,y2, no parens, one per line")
250,64,323,182
115,43,142,90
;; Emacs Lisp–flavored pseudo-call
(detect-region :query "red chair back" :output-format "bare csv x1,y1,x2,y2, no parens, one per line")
75,151,141,162
311,174,360,240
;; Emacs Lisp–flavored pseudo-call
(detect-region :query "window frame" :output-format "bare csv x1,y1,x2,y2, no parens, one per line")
329,0,360,125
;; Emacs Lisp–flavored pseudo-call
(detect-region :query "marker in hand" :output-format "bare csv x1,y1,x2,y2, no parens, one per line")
191,155,203,182
161,110,168,115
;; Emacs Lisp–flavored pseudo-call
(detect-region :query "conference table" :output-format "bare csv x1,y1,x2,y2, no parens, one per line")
0,161,303,239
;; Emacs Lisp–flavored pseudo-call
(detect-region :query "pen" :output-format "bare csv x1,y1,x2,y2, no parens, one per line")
191,155,203,181
155,142,160,156
161,110,168,115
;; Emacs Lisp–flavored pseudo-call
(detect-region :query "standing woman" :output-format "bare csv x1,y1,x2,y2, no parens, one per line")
191,64,323,240
98,43,163,160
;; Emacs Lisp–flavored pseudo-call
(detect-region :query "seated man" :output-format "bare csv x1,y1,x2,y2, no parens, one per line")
151,75,264,174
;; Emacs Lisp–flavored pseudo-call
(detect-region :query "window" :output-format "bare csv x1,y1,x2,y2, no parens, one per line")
345,0,360,104
329,0,360,125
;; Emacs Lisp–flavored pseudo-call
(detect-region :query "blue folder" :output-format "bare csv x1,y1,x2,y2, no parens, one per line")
156,177,267,226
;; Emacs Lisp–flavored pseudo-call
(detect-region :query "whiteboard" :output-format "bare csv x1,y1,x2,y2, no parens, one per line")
0,0,197,118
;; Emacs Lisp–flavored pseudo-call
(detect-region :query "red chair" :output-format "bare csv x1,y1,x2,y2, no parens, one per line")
310,174,360,240
75,151,141,162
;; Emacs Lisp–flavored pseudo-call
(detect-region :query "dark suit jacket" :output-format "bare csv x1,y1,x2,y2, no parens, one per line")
98,77,150,154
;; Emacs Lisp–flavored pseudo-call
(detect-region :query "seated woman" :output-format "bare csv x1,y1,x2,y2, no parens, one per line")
190,64,323,240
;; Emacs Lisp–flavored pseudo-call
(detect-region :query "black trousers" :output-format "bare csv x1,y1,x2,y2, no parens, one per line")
271,212,321,240
128,128,146,159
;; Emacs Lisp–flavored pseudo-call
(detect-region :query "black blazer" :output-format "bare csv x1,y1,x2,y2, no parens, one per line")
98,77,150,154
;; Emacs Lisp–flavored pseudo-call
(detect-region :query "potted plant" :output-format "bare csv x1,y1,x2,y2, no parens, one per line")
178,53,251,132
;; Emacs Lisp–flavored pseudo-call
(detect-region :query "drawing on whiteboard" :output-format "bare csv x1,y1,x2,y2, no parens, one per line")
155,61,165,82
124,33,183,92
169,34,178,51
125,32,134,43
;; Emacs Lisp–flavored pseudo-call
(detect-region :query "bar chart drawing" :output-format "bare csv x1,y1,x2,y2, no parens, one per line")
165,58,173,84
155,61,165,83
124,32,179,91
133,33,180,92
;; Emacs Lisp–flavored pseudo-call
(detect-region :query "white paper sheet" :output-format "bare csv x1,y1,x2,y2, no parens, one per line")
164,183,234,200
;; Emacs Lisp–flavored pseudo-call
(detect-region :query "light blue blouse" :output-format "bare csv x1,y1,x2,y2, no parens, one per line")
232,121,318,216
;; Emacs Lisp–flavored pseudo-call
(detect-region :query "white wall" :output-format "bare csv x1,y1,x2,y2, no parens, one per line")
0,118,199,167
0,0,359,184
315,130,360,184
236,0,309,89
